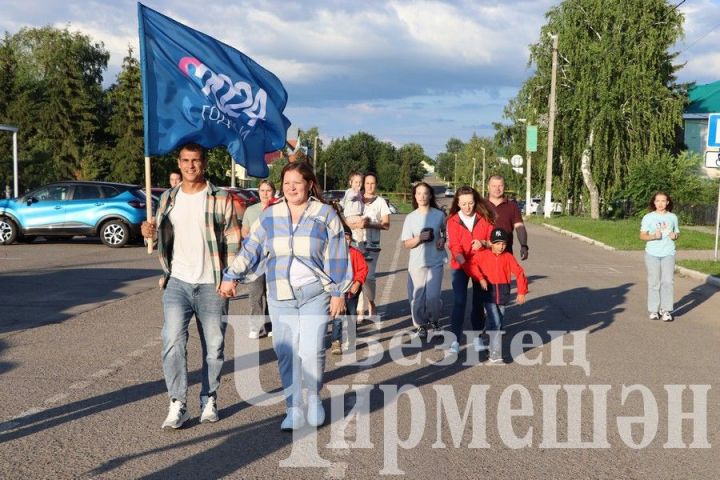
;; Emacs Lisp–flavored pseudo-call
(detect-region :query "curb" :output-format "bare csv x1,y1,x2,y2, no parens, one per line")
542,224,616,251
541,223,720,289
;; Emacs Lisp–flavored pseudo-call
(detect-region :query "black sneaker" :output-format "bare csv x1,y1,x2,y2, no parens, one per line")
416,326,428,339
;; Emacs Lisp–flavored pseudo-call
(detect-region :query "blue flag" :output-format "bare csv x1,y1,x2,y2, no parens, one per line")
138,3,290,177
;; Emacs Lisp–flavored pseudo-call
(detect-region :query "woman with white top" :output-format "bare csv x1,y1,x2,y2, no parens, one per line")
219,162,352,431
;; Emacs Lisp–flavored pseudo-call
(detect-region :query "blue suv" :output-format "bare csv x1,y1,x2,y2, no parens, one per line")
0,181,152,248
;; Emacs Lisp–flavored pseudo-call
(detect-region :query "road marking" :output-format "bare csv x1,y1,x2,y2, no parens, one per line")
324,239,403,478
0,336,162,433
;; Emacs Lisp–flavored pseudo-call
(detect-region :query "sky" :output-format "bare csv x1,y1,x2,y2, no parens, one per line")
1,0,719,158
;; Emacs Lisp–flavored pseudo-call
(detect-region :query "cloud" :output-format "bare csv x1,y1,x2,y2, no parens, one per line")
1,0,717,159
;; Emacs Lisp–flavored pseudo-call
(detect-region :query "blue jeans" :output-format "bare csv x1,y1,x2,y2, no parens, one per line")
644,253,675,313
450,268,486,343
162,277,228,404
268,281,330,408
484,302,506,353
332,293,359,342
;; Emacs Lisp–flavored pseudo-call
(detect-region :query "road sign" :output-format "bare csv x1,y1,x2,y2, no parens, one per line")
526,125,538,152
510,154,523,167
707,113,720,148
705,150,720,168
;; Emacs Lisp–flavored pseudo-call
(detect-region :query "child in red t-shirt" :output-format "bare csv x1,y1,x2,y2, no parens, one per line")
468,227,528,362
331,227,369,354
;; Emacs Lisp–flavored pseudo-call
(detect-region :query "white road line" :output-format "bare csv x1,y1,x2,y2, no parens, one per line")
0,338,162,433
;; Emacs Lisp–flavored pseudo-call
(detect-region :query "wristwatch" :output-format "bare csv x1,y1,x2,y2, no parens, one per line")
521,244,529,249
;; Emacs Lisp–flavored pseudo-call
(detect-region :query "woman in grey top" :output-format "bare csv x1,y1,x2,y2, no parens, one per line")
400,182,447,339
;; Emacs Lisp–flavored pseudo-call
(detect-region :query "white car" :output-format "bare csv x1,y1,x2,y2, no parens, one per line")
527,197,562,215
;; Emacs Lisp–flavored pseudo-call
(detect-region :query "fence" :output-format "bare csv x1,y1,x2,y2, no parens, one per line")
676,203,718,226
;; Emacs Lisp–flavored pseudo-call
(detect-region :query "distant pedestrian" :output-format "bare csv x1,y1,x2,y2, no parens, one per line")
401,182,447,339
640,191,680,322
331,225,368,355
344,172,391,320
169,171,181,188
241,180,276,339
468,227,528,363
141,144,241,429
341,171,366,247
446,185,495,355
486,175,529,260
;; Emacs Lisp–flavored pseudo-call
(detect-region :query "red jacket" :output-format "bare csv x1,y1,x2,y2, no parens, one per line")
349,246,368,285
468,249,528,305
446,212,494,271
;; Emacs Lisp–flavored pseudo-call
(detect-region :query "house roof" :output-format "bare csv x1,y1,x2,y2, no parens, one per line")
686,80,720,114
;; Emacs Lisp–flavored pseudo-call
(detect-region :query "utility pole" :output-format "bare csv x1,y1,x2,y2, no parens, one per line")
480,147,486,197
454,153,457,188
544,33,559,218
323,161,327,191
313,136,318,172
472,157,476,190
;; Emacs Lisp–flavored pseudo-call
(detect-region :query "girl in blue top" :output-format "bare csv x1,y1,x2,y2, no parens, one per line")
639,191,680,322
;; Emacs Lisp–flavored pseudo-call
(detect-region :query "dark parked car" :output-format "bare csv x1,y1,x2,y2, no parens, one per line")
0,181,153,247
323,190,346,203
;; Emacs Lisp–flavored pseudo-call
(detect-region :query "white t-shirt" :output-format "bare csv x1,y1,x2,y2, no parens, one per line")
362,196,391,245
458,211,475,231
289,223,318,287
169,187,214,284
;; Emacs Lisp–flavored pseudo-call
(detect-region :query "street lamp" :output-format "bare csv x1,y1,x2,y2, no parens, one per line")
480,147,486,197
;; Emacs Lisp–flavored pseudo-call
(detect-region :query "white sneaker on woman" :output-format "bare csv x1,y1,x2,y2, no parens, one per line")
306,395,325,427
280,407,305,431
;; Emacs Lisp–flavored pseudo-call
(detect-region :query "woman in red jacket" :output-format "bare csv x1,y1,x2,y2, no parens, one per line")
446,186,495,354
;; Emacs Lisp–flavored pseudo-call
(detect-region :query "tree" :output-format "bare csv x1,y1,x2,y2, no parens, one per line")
105,48,144,183
435,137,464,181
2,27,109,186
500,0,686,217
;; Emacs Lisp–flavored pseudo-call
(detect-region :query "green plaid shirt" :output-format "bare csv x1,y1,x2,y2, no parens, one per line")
154,182,241,289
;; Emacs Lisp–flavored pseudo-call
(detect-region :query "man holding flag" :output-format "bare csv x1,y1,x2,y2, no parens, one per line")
138,3,290,428
142,144,240,429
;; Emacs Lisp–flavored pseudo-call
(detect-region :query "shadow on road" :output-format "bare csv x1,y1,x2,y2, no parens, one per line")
0,268,159,334
672,282,718,318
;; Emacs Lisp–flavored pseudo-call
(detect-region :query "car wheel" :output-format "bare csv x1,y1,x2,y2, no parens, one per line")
0,217,18,245
100,220,129,248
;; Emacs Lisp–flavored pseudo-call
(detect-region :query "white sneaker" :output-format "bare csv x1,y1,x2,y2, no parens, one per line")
473,336,488,352
306,395,325,427
280,407,305,431
448,341,460,355
248,327,266,339
660,310,673,322
200,395,219,423
161,399,190,429
488,351,503,363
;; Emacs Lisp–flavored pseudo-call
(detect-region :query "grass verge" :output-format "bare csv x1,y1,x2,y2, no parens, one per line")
677,259,720,277
527,215,716,250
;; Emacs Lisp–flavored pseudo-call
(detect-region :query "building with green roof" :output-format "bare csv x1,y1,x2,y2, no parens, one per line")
684,80,720,153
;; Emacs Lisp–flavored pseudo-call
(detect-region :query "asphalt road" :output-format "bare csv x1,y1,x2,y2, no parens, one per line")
0,219,718,479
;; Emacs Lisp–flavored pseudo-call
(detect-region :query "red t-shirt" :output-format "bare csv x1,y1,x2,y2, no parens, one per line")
488,197,523,252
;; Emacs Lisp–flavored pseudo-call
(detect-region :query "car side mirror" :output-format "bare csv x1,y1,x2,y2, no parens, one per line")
26,197,38,206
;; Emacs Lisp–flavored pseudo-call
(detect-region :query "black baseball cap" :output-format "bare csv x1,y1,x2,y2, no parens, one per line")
491,227,510,244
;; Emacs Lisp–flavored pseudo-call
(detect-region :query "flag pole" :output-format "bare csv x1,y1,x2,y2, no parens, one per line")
145,156,153,254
